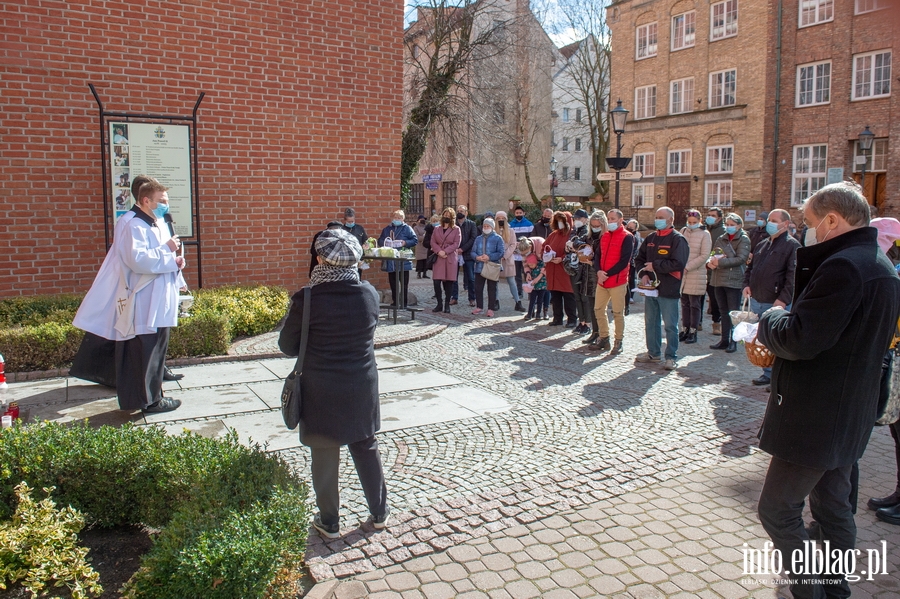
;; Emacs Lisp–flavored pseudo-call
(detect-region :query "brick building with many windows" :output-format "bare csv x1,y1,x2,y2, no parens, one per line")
608,0,899,223
0,1,402,297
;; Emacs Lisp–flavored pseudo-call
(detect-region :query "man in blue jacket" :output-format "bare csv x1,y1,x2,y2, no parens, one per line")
757,182,900,599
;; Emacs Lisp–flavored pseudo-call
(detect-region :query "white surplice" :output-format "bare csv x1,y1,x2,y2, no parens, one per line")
73,209,183,341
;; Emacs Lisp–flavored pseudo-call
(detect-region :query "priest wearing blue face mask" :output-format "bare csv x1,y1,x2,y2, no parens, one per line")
741,209,800,386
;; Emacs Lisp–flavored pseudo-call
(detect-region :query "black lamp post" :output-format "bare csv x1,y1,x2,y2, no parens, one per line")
550,156,558,201
605,99,631,209
858,125,875,202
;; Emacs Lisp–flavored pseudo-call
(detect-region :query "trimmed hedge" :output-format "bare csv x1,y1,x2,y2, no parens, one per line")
0,422,309,599
0,285,289,372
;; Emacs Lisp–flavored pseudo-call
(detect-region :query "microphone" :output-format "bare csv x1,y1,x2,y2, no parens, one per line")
164,213,175,237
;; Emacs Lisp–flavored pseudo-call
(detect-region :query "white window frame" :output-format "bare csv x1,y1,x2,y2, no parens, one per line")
575,138,582,152
633,153,655,178
710,0,738,41
853,138,888,172
706,145,734,174
573,167,581,181
561,166,569,181
709,69,737,108
855,0,889,14
671,11,696,51
667,149,692,176
852,50,892,100
792,144,828,206
796,61,831,107
636,22,658,60
799,0,834,28
705,181,733,207
670,78,694,114
562,108,570,122
562,137,569,152
632,183,654,207
635,85,657,120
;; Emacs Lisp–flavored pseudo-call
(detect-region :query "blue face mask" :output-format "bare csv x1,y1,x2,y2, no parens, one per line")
591,226,603,233
726,225,737,235
392,220,403,227
655,219,668,230
687,222,700,229
153,202,169,219
756,220,765,227
766,221,781,236
607,222,619,232
344,221,355,228
706,216,717,226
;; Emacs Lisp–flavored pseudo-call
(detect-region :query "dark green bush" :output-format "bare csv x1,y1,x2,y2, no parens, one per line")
0,422,309,599
0,322,84,372
167,311,231,358
0,285,288,372
0,294,83,328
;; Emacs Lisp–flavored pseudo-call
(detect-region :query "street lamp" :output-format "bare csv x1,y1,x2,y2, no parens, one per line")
605,99,631,209
550,156,558,201
858,125,875,203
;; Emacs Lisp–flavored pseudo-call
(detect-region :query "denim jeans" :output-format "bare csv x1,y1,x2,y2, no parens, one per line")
750,297,774,378
453,259,476,301
644,296,680,360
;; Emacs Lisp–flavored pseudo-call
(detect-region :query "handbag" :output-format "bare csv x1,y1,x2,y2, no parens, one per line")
729,296,759,327
877,349,900,425
426,252,438,269
281,286,310,430
481,260,502,281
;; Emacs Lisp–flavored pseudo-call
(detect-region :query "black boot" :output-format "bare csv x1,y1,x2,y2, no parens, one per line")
591,336,611,352
610,339,623,354
494,300,500,310
868,489,900,510
583,331,600,345
876,503,900,526
432,302,443,312
683,329,697,344
725,341,737,353
710,339,729,350
514,301,526,312
678,329,687,342
443,305,451,314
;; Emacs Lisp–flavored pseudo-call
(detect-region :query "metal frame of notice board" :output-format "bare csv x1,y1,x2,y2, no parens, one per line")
89,83,206,288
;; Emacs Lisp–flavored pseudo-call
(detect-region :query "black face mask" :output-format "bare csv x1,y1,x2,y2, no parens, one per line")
540,217,550,223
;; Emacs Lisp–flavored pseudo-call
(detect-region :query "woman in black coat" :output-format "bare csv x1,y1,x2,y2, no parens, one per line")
279,228,389,539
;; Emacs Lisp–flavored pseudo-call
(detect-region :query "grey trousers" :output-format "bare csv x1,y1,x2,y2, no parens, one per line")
310,435,388,526
758,456,855,599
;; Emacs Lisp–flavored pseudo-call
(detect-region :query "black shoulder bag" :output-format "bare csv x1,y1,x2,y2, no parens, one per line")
281,286,310,430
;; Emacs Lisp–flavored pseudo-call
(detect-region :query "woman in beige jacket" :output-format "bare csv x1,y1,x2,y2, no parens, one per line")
679,210,712,344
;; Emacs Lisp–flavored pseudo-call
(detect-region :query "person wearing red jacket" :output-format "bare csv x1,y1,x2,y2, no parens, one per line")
591,209,635,354
543,211,577,327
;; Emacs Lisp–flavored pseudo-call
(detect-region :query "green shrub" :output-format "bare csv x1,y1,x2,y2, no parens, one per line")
190,285,289,338
0,482,102,599
167,311,231,358
0,322,84,372
0,294,83,328
0,423,309,599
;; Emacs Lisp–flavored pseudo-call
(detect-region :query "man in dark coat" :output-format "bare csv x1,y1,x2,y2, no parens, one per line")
741,209,800,386
281,228,389,539
453,205,478,305
634,206,689,371
757,182,900,599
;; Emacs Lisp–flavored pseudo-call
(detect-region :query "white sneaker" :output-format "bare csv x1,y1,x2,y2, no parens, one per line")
634,352,661,363
664,359,676,371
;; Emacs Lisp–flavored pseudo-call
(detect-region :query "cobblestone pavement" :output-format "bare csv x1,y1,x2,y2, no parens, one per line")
284,277,900,596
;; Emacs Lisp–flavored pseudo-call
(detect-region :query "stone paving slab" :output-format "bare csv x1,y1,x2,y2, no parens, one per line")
310,429,899,598
377,365,462,395
380,386,511,431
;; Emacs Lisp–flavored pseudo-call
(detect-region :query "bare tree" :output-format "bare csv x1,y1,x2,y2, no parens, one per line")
549,0,611,197
401,0,512,208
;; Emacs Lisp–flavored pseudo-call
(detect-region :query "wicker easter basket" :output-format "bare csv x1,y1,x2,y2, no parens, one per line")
745,337,776,368
636,269,659,290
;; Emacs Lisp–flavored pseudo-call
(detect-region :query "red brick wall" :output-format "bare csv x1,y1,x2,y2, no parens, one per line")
763,0,900,216
0,0,402,296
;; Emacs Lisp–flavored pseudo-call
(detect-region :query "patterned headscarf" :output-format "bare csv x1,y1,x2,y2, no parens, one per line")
311,228,362,286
